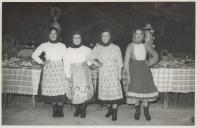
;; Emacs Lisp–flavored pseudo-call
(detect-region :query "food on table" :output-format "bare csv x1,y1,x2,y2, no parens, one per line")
6,62,20,68
9,57,20,62
18,61,33,67
3,57,41,69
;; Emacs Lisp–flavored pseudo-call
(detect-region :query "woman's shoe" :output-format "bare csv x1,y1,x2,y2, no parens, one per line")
134,105,140,120
80,103,87,118
53,104,58,117
57,104,64,117
144,106,151,121
105,105,112,117
112,108,117,121
74,104,80,117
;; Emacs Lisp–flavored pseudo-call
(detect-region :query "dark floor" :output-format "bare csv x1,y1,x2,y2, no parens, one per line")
1,93,195,125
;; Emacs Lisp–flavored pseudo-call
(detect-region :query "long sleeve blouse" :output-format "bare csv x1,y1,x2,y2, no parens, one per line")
32,42,66,64
63,45,91,78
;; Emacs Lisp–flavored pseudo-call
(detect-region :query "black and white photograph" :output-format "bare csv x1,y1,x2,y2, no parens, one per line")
1,1,195,126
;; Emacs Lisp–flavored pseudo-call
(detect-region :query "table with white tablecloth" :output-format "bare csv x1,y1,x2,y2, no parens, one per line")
2,67,195,109
151,68,195,93
2,68,41,108
151,67,195,108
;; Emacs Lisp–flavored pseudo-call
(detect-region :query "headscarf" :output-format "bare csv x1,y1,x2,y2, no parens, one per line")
48,27,61,43
70,31,82,48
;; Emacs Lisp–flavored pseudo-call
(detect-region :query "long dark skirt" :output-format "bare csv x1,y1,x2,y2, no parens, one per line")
126,60,159,104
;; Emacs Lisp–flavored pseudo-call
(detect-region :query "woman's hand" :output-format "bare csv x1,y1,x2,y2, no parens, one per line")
41,60,50,65
122,68,129,92
119,68,123,80
119,72,122,81
41,61,46,65
145,60,149,67
123,76,130,94
127,77,131,86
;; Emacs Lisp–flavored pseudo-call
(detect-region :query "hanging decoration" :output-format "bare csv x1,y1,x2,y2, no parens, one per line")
51,7,61,33
143,23,155,48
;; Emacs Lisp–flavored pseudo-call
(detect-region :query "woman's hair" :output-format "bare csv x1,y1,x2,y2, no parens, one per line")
72,31,82,36
48,26,59,34
101,29,112,37
72,31,82,42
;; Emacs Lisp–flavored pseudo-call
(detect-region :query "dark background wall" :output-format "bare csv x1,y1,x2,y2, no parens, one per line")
2,2,195,56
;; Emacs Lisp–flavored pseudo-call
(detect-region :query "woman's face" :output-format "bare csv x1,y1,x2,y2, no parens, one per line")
49,29,58,42
101,31,110,44
73,34,81,45
134,29,144,42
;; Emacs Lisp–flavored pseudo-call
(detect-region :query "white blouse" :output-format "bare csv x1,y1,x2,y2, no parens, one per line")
32,42,66,64
133,43,146,60
63,45,92,78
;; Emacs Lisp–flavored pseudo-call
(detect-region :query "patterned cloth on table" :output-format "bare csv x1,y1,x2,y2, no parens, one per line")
2,68,41,95
171,68,195,93
151,68,173,92
89,43,124,104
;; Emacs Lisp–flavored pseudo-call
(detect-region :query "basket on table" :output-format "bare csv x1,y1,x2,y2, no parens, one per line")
160,49,170,61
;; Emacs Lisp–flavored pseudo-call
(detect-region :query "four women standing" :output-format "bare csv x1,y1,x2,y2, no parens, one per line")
32,26,159,121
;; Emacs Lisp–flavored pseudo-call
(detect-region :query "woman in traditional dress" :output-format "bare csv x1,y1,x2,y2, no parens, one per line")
124,28,159,121
89,30,124,121
32,27,68,117
63,31,94,118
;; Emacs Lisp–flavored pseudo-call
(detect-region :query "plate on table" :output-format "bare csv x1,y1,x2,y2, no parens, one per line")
32,65,42,69
19,65,33,69
18,61,33,67
6,62,21,68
